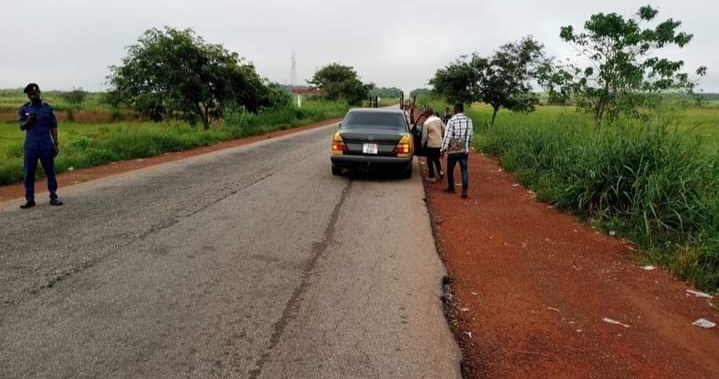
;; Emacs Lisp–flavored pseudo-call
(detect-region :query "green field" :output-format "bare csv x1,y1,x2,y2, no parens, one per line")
472,104,719,152
0,99,350,185
416,97,719,148
0,89,111,112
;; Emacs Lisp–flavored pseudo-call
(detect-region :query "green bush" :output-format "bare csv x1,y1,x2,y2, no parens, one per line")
0,158,24,185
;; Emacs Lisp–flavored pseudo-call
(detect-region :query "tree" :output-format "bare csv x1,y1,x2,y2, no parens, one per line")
369,87,402,98
60,87,87,121
431,37,547,126
558,5,707,122
264,83,292,109
308,63,372,105
428,59,477,105
108,27,277,128
61,88,87,109
537,60,573,105
409,88,434,97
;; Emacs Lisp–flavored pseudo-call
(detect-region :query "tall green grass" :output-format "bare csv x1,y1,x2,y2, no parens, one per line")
0,89,112,112
0,100,349,185
470,106,719,291
222,99,347,134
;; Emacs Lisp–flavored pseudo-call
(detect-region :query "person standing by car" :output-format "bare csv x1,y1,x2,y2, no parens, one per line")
442,107,452,124
18,83,63,209
440,103,473,199
422,107,445,182
403,106,412,125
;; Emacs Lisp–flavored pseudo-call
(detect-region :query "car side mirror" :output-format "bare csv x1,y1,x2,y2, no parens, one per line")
338,122,342,128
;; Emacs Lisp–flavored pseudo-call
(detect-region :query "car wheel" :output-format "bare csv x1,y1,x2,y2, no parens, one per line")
332,164,342,176
402,164,412,179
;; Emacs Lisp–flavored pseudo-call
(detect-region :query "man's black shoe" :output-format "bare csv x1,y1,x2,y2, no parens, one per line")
49,198,64,206
461,193,468,199
20,200,36,209
443,188,455,194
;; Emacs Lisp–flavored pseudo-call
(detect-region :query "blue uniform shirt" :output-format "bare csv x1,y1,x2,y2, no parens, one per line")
18,102,58,150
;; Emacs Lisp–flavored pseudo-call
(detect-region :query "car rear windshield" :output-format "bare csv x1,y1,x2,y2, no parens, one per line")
342,112,407,131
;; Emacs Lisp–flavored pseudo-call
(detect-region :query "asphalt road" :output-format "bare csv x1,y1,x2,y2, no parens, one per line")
0,123,461,378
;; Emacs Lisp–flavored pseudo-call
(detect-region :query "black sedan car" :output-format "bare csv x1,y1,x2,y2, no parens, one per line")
330,108,414,178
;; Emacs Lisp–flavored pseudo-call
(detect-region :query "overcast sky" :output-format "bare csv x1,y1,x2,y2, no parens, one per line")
2,0,717,94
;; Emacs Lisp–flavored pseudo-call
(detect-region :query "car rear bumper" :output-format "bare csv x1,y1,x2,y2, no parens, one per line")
331,155,412,168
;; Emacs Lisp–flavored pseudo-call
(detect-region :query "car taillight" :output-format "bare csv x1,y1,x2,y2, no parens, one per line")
393,143,410,154
394,133,413,157
333,141,348,152
332,132,347,155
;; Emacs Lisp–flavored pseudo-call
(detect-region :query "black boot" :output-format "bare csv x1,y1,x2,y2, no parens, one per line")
20,200,36,209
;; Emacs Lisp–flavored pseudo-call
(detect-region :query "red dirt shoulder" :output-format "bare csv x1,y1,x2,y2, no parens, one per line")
425,153,718,379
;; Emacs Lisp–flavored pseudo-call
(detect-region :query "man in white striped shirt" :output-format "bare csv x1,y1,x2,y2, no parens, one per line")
440,103,473,199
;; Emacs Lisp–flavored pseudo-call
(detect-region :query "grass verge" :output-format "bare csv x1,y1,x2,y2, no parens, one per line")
0,100,349,185
469,105,719,292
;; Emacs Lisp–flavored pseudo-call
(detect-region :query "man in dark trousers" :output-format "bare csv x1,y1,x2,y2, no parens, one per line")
440,103,473,199
442,107,452,124
18,83,63,209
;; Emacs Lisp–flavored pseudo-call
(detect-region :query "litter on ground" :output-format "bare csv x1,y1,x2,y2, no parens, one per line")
692,319,716,329
603,318,631,328
686,289,713,299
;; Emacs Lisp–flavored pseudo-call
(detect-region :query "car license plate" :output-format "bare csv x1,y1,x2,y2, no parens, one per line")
362,143,378,155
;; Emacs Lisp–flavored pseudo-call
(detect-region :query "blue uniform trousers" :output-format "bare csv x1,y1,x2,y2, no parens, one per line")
24,148,58,202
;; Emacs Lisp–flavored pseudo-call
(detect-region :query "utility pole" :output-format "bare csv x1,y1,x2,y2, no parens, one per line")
291,49,300,107
290,50,297,90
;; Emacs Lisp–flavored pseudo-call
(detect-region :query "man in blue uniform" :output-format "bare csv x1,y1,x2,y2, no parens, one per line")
18,83,63,209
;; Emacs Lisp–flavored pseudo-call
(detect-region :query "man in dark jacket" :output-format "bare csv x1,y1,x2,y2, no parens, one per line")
18,83,63,209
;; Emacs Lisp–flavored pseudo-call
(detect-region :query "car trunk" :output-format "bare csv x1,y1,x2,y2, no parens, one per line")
340,128,402,156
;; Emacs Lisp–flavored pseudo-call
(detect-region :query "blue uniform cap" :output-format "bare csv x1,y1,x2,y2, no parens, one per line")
23,83,40,93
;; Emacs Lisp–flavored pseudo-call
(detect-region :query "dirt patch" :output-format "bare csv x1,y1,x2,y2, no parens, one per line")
423,154,719,379
0,118,341,203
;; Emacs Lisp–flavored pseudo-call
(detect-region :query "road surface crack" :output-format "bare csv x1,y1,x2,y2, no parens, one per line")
17,147,320,304
248,179,353,379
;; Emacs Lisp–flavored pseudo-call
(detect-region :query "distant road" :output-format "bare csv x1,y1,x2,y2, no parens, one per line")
0,122,461,378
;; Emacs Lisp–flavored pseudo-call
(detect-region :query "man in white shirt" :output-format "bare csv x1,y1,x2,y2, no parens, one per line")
421,107,445,181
